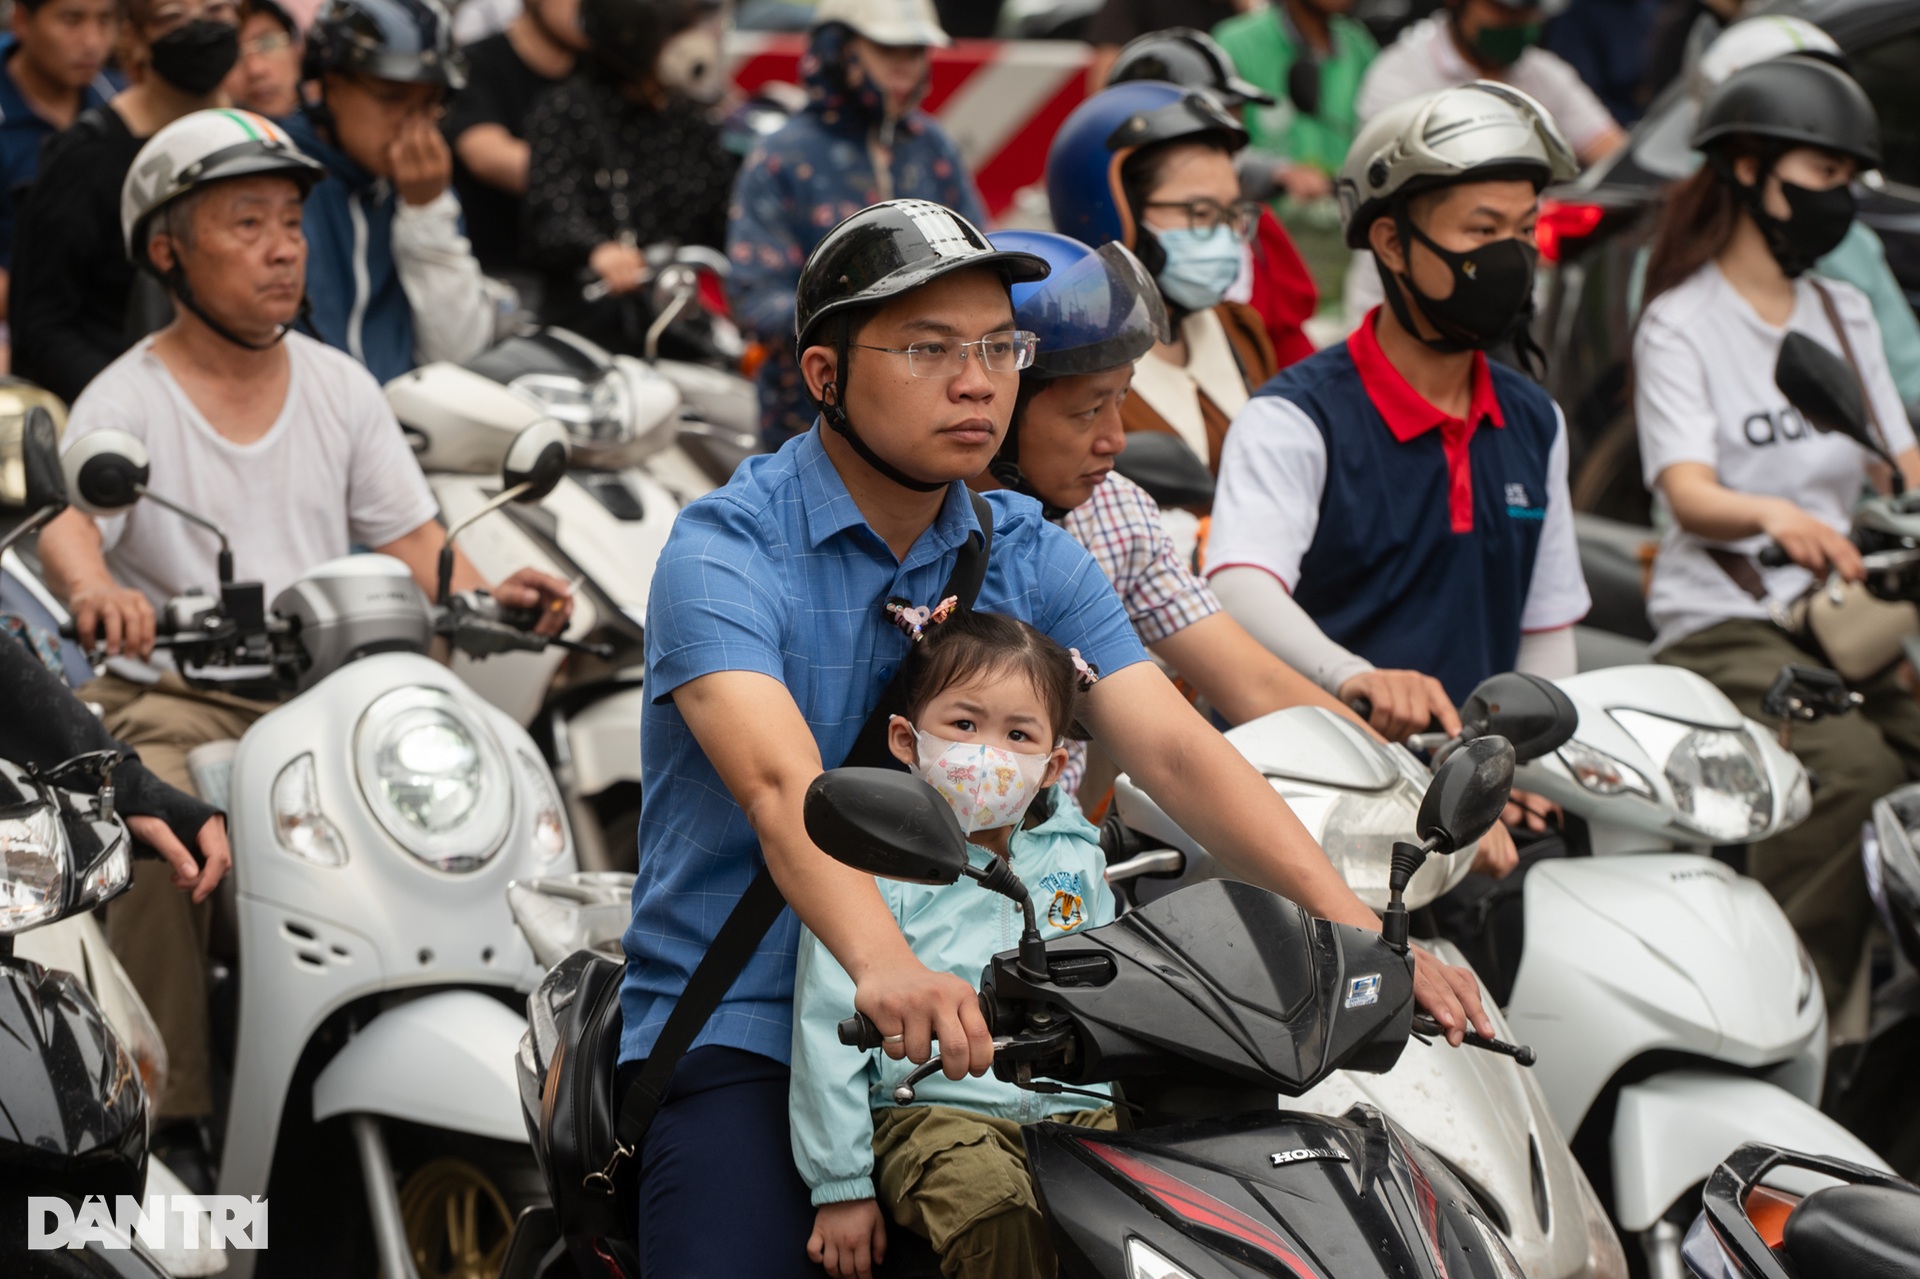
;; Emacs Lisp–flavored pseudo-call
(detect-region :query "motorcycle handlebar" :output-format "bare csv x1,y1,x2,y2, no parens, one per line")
1757,543,1792,569
838,1012,886,1052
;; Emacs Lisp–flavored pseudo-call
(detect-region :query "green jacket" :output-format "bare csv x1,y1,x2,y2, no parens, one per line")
1214,7,1379,176
789,788,1114,1206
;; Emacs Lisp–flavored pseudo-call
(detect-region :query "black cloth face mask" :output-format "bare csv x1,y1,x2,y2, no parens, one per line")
1755,180,1855,279
149,19,241,95
1382,210,1539,353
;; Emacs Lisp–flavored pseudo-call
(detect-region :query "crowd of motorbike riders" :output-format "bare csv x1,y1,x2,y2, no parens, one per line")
2,0,1918,1269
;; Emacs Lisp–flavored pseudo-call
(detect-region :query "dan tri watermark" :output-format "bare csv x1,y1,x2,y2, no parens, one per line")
28,1195,268,1250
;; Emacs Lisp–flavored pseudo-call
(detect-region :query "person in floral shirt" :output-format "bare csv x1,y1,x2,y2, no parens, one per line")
726,0,985,446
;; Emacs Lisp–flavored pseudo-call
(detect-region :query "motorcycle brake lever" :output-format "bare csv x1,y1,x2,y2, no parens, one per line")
1411,1014,1537,1067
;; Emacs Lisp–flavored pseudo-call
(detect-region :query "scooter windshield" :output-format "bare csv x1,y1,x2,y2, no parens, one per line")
1023,242,1171,378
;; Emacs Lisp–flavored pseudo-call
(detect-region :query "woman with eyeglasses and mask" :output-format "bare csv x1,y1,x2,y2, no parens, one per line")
1634,57,1920,1013
9,0,242,403
1048,80,1286,482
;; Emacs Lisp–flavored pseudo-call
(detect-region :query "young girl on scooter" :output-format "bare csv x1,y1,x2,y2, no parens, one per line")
790,605,1113,1279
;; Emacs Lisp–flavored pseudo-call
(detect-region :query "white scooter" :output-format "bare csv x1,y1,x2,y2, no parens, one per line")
60,424,583,1279
1103,699,1629,1279
385,255,760,870
1453,668,1891,1279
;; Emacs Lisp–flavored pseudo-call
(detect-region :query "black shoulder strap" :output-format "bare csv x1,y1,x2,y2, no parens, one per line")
609,488,996,1154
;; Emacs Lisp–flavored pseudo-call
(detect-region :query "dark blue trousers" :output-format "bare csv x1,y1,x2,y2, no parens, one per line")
624,1045,826,1278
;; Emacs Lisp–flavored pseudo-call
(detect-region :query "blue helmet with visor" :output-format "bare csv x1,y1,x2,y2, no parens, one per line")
986,229,1169,514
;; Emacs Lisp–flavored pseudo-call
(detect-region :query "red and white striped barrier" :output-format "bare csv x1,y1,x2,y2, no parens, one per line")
727,33,1096,219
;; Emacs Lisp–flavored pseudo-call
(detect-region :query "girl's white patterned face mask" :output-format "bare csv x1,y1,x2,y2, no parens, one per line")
908,726,1050,835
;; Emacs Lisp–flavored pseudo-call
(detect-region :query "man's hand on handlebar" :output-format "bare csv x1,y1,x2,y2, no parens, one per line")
1761,501,1863,581
69,582,156,659
1412,946,1494,1047
854,959,994,1081
588,241,649,296
1470,821,1519,878
491,568,574,636
1339,668,1461,742
129,813,231,904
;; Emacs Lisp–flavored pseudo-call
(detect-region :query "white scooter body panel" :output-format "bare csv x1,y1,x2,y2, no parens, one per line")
310,989,526,1142
216,651,573,1255
1114,707,1474,912
387,364,549,474
565,682,652,795
1289,940,1601,1279
1608,1069,1889,1230
1503,855,1825,1137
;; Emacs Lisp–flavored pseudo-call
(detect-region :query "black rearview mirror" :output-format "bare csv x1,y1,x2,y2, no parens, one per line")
62,429,150,515
1110,432,1215,510
503,420,570,502
1417,735,1515,854
1776,332,1888,469
1459,672,1579,763
803,768,970,885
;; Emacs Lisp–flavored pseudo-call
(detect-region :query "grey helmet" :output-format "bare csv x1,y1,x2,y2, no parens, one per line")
1336,81,1577,249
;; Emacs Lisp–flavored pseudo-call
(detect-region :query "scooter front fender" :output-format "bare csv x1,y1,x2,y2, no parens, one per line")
310,990,526,1143
1610,1069,1890,1231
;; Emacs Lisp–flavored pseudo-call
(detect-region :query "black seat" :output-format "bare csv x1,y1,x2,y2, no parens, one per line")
1782,1183,1920,1279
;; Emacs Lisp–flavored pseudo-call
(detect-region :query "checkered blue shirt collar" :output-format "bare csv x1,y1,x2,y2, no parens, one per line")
794,423,987,564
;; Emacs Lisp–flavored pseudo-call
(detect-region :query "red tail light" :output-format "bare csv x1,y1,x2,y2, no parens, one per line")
1745,1185,1801,1249
1079,1139,1326,1277
1537,199,1605,264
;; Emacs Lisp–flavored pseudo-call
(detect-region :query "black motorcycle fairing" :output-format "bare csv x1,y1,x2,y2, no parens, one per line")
0,957,148,1208
1027,1106,1523,1279
464,330,612,385
982,880,1413,1097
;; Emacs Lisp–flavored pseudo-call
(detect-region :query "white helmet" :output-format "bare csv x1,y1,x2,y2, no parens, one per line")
811,0,949,48
1337,81,1577,249
1693,16,1841,100
121,108,324,266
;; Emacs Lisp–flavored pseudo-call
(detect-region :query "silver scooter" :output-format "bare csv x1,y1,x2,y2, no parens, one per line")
58,423,584,1279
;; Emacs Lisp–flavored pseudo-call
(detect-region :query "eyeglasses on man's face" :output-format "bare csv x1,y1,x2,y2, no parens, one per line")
1143,197,1261,242
851,329,1039,379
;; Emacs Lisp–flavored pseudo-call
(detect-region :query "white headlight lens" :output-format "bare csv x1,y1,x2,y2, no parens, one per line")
511,374,634,450
356,687,511,872
1126,1238,1199,1279
273,752,348,866
1612,711,1772,841
1667,729,1771,840
0,805,65,933
1558,740,1654,799
1298,782,1424,912
517,749,569,863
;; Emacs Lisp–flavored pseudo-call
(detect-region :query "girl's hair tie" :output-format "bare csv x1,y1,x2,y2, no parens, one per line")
885,595,960,643
1070,648,1100,691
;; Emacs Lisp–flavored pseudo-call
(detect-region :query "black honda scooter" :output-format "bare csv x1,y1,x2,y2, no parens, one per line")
803,735,1532,1279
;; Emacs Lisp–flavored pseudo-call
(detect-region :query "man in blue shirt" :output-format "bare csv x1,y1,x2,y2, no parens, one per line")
624,197,1495,1276
0,0,116,335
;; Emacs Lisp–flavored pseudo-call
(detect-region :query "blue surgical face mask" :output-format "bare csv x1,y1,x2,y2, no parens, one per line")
1152,225,1243,312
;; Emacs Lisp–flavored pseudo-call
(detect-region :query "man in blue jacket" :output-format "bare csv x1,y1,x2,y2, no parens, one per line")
284,0,493,382
727,0,984,447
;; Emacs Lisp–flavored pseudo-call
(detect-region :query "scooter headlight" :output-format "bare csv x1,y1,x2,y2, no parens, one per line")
1558,739,1655,800
356,687,512,872
1125,1239,1198,1279
511,373,635,452
1612,711,1772,841
0,804,66,933
516,748,570,864
273,752,349,866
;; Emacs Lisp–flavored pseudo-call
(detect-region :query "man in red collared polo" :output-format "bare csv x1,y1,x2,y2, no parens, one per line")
1202,81,1589,707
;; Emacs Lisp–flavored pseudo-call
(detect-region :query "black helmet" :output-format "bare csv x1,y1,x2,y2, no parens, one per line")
794,199,1049,492
794,199,1049,356
304,0,464,90
1693,55,1880,169
1108,27,1274,108
581,0,709,84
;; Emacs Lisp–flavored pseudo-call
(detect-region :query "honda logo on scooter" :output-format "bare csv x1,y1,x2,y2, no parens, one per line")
1271,1147,1351,1166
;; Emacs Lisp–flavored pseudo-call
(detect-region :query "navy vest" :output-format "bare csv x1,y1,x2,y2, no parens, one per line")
1254,343,1559,705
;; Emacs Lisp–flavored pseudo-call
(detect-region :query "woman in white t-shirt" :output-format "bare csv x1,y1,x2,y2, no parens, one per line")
1635,56,1920,1011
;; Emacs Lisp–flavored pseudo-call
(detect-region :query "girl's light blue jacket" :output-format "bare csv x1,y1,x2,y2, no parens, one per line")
789,788,1115,1206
